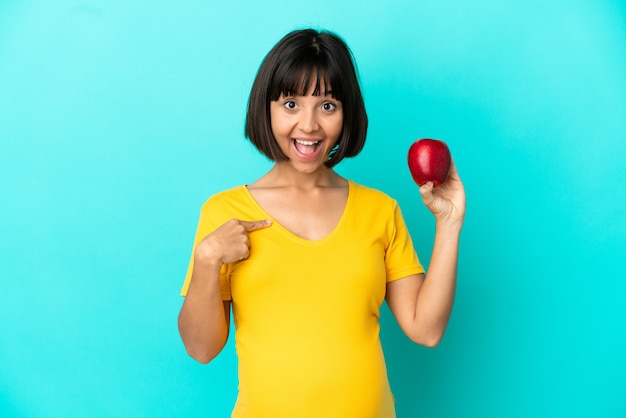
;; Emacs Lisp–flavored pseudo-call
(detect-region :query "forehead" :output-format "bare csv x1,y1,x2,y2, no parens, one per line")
285,80,334,98
272,65,338,99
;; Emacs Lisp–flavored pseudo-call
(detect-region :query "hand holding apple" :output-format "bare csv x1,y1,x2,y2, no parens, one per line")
408,138,465,225
407,138,452,187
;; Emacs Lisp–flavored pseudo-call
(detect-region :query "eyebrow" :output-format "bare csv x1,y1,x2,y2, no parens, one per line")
310,89,335,97
280,90,336,98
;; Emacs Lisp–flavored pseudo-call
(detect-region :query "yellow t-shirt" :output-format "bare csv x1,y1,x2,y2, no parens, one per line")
181,180,424,418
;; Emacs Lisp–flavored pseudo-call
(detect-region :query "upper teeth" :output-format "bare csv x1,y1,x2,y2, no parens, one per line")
295,139,320,146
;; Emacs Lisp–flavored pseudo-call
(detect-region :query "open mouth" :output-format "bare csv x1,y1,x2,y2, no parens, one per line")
292,139,322,157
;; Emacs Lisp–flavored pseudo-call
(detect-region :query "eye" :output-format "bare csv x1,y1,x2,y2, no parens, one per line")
283,100,297,110
321,102,336,111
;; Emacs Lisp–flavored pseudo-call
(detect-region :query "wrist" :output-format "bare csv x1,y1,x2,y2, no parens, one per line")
191,251,223,284
435,218,463,236
194,244,225,268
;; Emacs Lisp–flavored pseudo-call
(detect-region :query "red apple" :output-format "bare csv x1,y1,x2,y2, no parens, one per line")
407,138,452,187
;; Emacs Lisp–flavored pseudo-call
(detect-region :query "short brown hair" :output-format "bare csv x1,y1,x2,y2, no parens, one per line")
245,29,368,168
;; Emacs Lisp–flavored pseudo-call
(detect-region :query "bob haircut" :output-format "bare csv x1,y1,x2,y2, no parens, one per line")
245,29,368,168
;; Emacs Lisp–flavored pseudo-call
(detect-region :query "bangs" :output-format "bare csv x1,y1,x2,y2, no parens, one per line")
245,29,367,168
269,54,344,101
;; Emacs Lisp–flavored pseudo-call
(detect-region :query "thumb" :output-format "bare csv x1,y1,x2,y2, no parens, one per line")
240,219,272,232
419,182,434,206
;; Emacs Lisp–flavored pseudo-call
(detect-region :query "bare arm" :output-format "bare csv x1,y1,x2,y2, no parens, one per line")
386,160,465,347
178,258,231,364
178,219,271,363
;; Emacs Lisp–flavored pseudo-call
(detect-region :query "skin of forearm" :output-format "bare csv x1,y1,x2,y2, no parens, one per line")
178,260,229,363
412,221,461,346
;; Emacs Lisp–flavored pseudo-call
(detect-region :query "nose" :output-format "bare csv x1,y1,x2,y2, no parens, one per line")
299,107,319,133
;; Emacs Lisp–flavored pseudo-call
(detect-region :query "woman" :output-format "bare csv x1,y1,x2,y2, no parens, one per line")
178,28,465,418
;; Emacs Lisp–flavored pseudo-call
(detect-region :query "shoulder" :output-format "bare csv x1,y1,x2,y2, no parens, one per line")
201,185,247,209
197,185,265,226
350,181,398,209
196,186,252,223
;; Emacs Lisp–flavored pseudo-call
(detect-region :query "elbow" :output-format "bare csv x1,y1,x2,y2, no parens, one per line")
408,330,444,348
178,314,227,365
183,337,225,364
186,347,217,364
180,334,226,364
404,316,450,348
179,330,225,365
420,335,442,349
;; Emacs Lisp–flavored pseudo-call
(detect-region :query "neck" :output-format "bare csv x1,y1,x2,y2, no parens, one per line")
252,162,346,189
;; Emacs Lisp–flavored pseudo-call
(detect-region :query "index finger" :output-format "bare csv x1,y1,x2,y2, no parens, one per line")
239,219,272,232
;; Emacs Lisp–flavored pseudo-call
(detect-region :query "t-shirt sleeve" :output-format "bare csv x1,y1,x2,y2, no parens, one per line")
385,202,425,282
180,202,232,300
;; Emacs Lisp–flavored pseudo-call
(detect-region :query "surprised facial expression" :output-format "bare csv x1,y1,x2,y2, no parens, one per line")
270,85,343,172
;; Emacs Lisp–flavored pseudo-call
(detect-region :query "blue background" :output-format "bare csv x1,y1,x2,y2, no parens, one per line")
1,0,625,417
